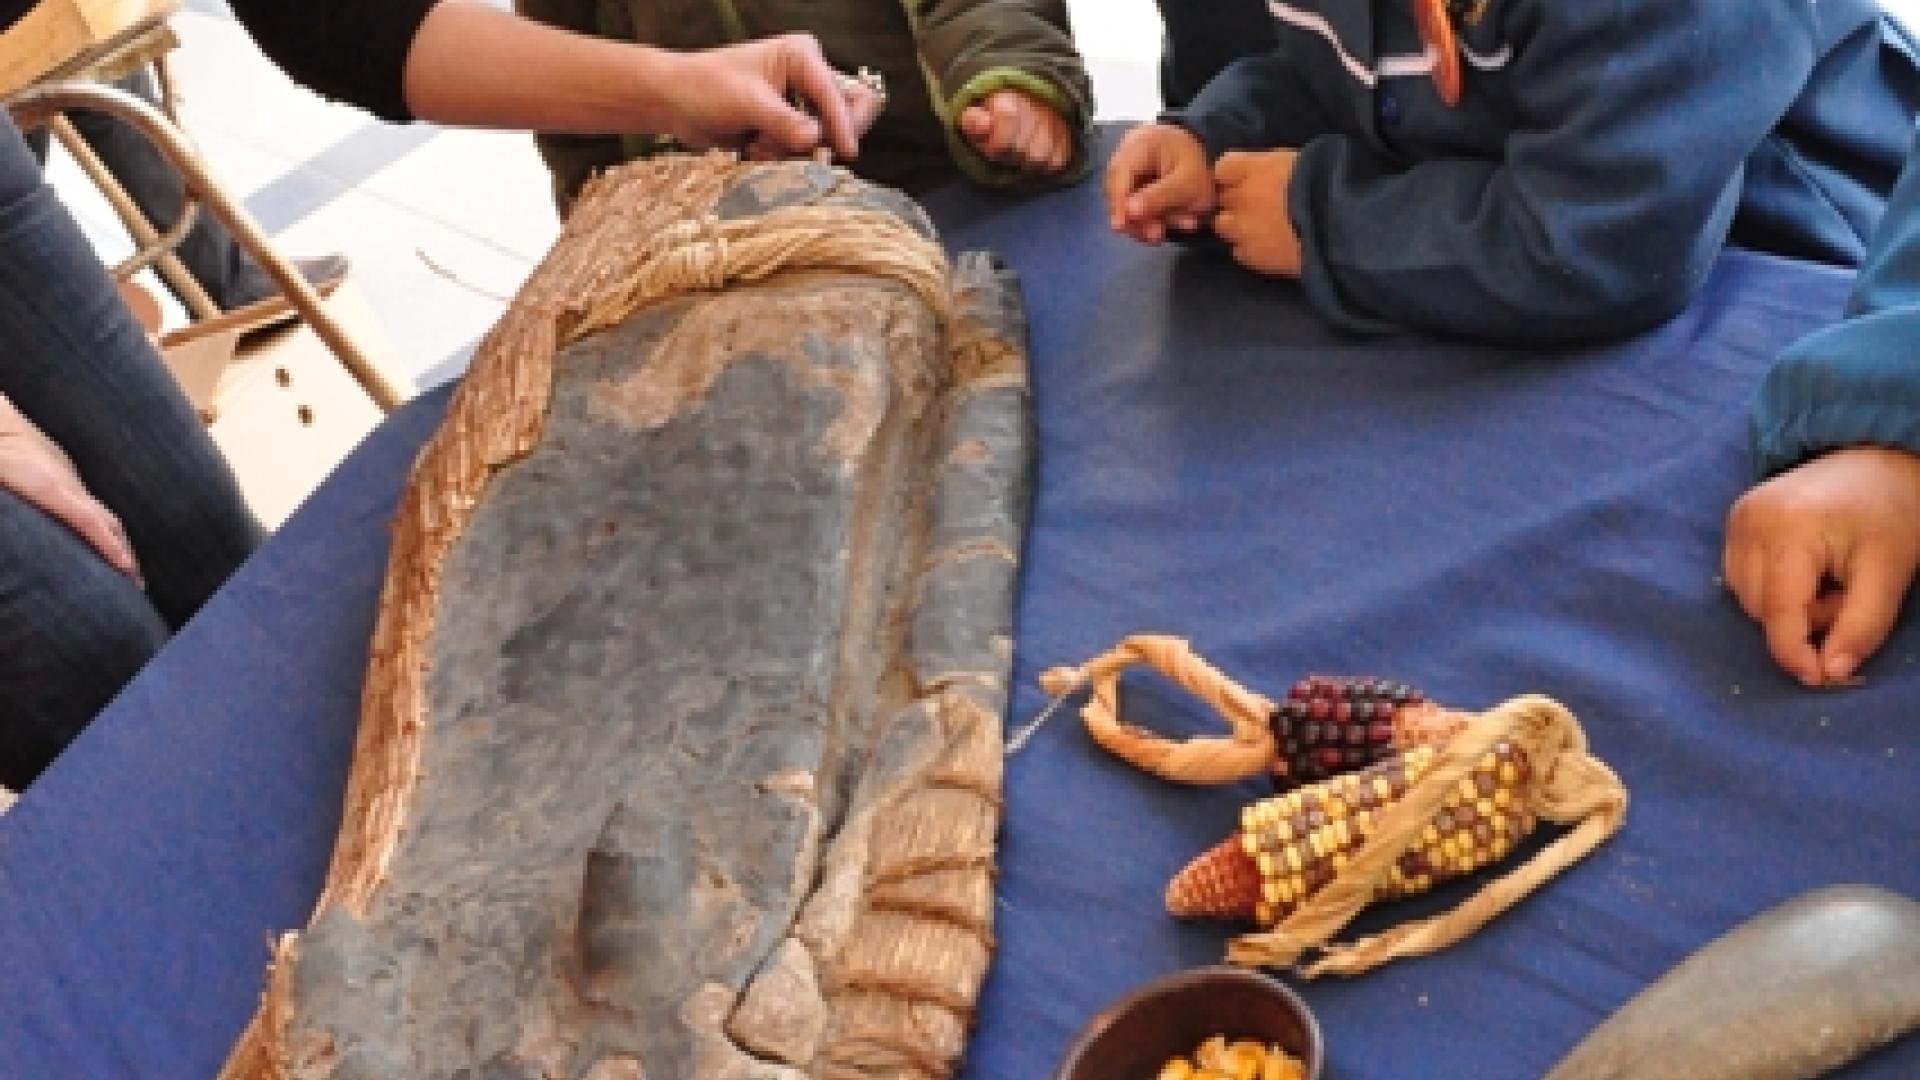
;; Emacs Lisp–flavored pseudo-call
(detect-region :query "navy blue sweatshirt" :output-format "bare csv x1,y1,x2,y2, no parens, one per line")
1170,0,1920,343
1753,117,1920,478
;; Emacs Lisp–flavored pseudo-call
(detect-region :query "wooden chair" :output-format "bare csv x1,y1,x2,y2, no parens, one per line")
0,0,405,410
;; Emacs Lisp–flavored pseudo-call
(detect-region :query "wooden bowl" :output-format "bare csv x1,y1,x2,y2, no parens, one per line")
1052,966,1324,1080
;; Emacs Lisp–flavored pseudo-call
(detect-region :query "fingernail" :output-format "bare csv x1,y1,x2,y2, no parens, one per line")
1824,654,1856,682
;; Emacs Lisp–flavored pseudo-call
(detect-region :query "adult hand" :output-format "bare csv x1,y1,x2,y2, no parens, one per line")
0,394,141,586
743,60,885,162
1213,149,1302,277
662,35,869,161
1104,123,1215,243
1724,445,1920,686
959,89,1074,175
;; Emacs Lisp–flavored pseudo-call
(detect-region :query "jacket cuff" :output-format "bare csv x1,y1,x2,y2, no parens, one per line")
1751,307,1920,477
1285,137,1400,336
1162,109,1229,162
945,68,1090,187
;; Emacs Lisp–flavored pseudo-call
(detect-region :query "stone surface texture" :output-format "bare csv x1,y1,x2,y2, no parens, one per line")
275,163,1030,1079
1544,885,1920,1080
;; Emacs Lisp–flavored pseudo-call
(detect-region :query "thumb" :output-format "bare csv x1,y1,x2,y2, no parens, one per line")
1128,173,1201,223
961,105,992,142
1819,544,1915,682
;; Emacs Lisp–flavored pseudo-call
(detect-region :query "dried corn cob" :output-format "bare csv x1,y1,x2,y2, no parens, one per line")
1168,740,1535,926
1036,636,1469,790
1270,675,1466,787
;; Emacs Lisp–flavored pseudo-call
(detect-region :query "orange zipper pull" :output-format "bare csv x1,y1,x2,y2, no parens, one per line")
1414,0,1463,106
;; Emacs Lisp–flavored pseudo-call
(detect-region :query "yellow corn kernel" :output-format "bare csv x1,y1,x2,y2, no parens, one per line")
1196,1035,1230,1072
1159,1058,1196,1080
1324,795,1348,819
1227,1040,1266,1080
1264,1047,1305,1080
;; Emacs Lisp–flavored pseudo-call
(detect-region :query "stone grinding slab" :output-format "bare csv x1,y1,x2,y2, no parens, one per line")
218,156,1031,1080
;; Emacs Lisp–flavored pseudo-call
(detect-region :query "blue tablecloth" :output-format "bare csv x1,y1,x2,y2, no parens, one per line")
4,139,1918,1078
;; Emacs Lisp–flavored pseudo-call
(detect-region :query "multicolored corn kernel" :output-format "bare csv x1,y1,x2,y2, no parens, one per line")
1167,741,1535,925
1270,675,1460,788
1157,1035,1306,1080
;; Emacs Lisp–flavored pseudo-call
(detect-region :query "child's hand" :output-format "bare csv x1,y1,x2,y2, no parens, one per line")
1104,123,1214,243
1724,445,1920,686
960,90,1074,175
1213,149,1302,277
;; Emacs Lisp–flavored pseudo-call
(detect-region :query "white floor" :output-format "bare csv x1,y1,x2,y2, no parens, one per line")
48,0,1165,392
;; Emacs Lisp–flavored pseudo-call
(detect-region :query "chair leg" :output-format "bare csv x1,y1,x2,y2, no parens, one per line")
10,82,406,411
48,113,219,320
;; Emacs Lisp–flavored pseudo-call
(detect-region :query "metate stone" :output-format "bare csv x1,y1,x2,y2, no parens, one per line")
273,162,1030,1080
1545,885,1920,1080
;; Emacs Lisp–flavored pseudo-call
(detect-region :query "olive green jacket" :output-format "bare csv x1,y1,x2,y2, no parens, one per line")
516,0,1094,212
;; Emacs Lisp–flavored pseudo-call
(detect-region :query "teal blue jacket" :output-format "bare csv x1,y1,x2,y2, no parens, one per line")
1753,120,1920,477
1168,0,1920,344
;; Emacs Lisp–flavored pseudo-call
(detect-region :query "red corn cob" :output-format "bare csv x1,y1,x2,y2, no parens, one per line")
1269,675,1465,788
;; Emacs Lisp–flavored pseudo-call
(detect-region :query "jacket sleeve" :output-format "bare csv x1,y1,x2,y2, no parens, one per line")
1752,120,1920,477
1178,0,1820,343
227,0,438,122
909,0,1096,187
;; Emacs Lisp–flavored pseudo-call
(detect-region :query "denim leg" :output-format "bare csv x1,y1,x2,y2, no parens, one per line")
0,487,170,788
1156,0,1280,109
32,70,271,308
0,109,261,634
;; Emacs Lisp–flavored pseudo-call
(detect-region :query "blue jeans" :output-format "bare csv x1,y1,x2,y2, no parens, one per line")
0,110,261,789
24,70,272,310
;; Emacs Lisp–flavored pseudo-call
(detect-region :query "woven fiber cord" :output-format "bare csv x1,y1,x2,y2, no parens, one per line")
1038,634,1278,785
219,153,960,1080
1228,693,1628,977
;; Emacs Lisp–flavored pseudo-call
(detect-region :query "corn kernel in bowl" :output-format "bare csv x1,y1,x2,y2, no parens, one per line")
1156,1033,1305,1080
